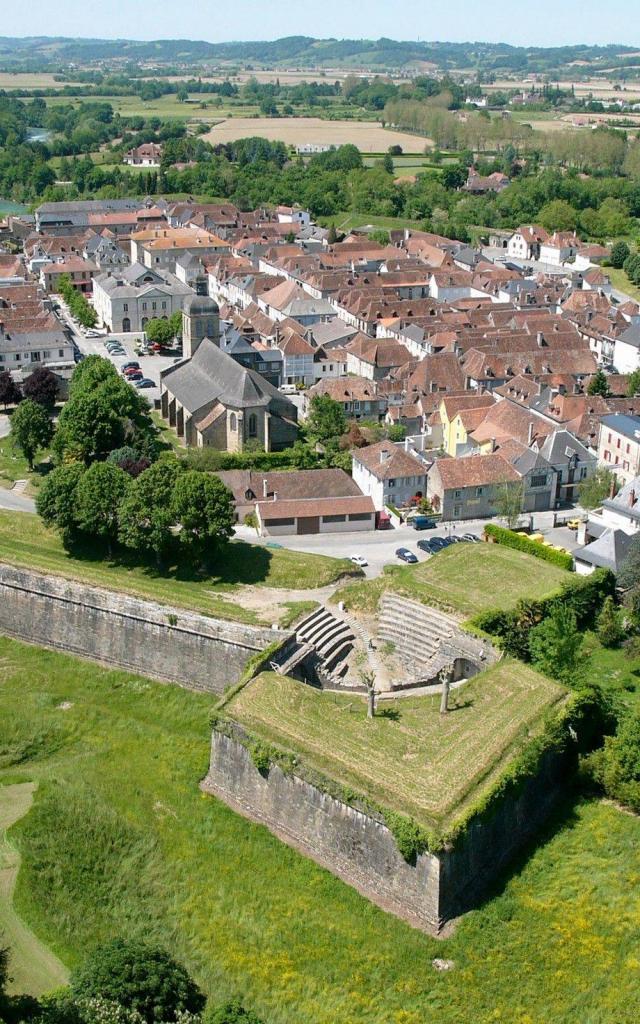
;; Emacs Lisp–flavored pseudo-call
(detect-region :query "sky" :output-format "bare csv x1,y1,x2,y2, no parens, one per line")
3,0,639,48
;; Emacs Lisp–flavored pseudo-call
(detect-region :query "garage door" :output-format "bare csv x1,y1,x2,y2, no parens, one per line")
297,516,320,535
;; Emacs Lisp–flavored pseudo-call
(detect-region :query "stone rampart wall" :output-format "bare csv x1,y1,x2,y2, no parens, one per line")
0,563,286,693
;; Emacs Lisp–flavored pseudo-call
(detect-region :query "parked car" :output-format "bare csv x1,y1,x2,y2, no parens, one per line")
417,539,436,554
85,329,104,338
280,384,297,395
126,372,143,382
124,365,142,375
567,518,583,531
412,515,436,530
350,555,368,567
428,537,447,552
122,361,140,371
135,378,156,388
461,533,481,543
396,547,418,564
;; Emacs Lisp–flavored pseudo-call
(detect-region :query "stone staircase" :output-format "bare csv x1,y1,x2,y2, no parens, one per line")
378,593,457,668
287,606,357,685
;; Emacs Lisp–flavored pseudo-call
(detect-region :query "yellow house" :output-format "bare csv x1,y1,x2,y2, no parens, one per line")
439,394,495,456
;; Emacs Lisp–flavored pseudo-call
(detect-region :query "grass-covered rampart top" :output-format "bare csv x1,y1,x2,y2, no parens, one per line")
0,510,356,627
225,666,565,833
332,541,568,619
1,637,639,1024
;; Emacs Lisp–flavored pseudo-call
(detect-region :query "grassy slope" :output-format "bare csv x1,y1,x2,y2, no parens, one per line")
333,542,568,619
0,637,638,1023
0,510,356,625
608,267,640,303
0,782,68,994
228,667,565,828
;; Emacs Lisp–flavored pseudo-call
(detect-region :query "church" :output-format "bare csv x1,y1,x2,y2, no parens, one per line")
159,294,299,451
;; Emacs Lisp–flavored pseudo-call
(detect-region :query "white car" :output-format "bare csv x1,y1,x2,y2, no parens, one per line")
350,554,368,567
85,329,104,338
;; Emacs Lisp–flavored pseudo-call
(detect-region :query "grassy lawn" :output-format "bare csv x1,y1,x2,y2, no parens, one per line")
0,636,638,1022
333,542,568,619
581,631,640,705
228,666,565,829
319,210,426,234
607,267,640,303
0,510,357,626
0,435,52,490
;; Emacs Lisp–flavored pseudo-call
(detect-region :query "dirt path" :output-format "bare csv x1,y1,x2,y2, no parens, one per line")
0,782,68,995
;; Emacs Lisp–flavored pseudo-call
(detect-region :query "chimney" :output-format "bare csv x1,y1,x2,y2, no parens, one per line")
263,479,268,498
528,422,534,445
537,331,545,347
272,491,278,502
630,489,636,508
380,449,390,463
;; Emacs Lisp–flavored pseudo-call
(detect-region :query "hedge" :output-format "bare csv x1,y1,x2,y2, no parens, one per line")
184,448,321,473
470,567,616,660
484,523,574,571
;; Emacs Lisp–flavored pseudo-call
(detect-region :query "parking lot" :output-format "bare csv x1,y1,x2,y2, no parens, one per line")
56,296,178,406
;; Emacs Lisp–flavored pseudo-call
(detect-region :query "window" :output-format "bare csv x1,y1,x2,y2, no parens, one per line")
229,413,237,431
388,479,396,488
142,302,147,311
454,504,462,517
531,474,547,488
0,355,4,363
123,303,128,312
476,487,483,497
14,354,20,362
580,467,588,480
43,351,50,359
267,517,295,527
323,514,346,523
30,352,41,362
454,489,462,499
162,301,167,310
349,512,372,522
329,364,334,372
152,302,157,311
248,414,258,438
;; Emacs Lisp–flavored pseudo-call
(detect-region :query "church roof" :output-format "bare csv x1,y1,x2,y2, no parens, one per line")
160,338,295,417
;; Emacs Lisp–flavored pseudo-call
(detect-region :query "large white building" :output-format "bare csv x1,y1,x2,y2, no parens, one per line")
92,264,193,333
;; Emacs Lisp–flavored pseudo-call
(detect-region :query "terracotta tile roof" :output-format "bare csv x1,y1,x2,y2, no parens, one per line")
432,453,520,489
353,440,427,482
257,495,374,520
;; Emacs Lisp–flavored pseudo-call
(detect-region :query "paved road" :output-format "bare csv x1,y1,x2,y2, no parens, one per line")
0,487,36,513
234,511,583,578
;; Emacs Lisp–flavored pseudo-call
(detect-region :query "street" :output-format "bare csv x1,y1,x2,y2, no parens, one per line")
233,510,585,577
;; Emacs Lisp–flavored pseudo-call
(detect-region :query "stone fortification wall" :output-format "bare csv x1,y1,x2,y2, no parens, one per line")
202,730,443,931
202,728,571,933
0,563,286,693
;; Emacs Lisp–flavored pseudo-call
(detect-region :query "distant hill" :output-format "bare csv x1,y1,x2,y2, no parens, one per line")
0,35,637,74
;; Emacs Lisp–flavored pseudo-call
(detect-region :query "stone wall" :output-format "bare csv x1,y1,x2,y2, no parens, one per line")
0,563,287,693
202,730,443,931
202,727,571,933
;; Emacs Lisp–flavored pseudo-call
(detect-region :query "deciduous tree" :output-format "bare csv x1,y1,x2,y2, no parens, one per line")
528,605,583,684
75,462,131,554
22,365,59,409
578,466,614,511
118,460,181,565
171,470,234,562
10,398,54,469
0,370,21,409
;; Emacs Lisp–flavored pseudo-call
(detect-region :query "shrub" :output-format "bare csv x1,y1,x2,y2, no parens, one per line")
484,524,573,571
71,938,205,1024
385,812,430,863
471,568,615,660
596,596,625,648
582,707,640,813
